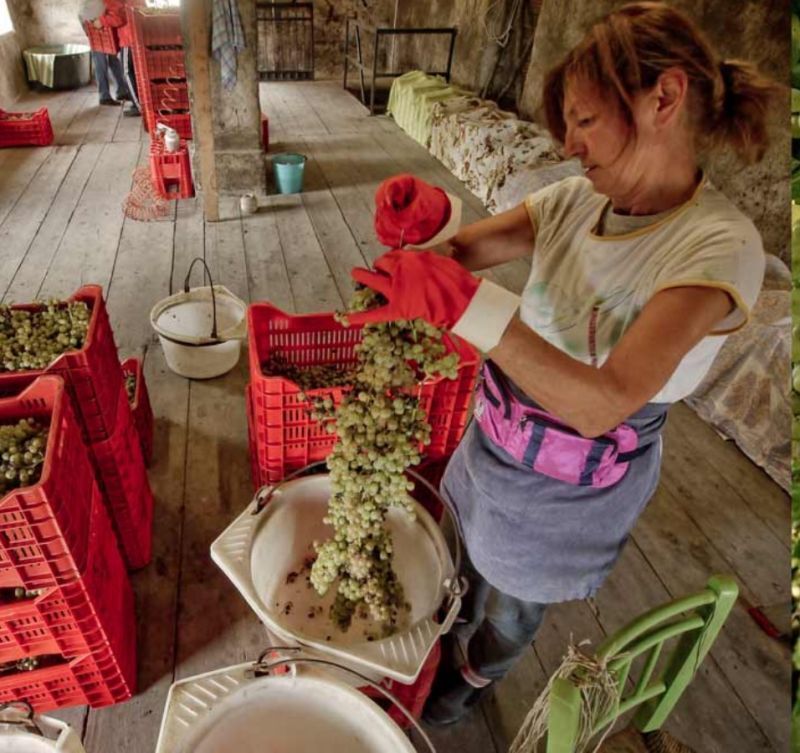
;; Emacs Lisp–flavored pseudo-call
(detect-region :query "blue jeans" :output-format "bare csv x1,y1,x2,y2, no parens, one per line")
92,51,129,101
452,548,547,684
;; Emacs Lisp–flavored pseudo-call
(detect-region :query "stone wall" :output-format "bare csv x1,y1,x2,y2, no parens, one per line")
7,0,85,47
313,0,395,80
0,31,27,103
390,0,538,108
519,0,790,261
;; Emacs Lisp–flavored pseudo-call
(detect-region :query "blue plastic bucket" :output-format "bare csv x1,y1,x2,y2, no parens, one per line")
272,153,307,194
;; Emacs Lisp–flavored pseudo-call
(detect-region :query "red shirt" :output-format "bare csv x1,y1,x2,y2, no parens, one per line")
99,0,145,48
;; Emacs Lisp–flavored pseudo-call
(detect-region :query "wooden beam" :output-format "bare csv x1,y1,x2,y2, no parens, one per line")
185,0,219,222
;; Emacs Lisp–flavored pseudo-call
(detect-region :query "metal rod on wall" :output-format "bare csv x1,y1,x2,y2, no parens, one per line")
390,0,399,72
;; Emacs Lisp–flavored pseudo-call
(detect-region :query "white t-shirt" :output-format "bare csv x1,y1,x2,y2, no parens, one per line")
522,175,765,404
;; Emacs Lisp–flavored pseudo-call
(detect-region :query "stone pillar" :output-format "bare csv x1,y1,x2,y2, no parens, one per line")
184,0,265,198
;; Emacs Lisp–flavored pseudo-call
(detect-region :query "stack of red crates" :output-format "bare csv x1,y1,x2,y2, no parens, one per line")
0,286,154,571
0,109,54,149
127,7,191,139
244,302,480,487
0,377,135,711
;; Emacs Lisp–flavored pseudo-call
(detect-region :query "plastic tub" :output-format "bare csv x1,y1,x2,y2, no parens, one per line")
211,472,461,684
156,660,418,753
0,703,85,752
272,153,306,194
23,45,91,89
150,259,247,379
151,286,246,378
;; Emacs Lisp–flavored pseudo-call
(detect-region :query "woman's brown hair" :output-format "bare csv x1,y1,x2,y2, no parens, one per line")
542,1,784,164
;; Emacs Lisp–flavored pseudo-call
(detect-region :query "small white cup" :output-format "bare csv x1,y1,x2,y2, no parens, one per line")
240,193,258,215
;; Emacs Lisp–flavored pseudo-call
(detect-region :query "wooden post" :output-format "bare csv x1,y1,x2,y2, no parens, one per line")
184,0,219,222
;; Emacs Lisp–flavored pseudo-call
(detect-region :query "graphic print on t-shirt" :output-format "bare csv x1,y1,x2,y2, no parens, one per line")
524,280,637,363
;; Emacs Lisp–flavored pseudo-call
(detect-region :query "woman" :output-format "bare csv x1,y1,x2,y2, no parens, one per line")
348,1,783,725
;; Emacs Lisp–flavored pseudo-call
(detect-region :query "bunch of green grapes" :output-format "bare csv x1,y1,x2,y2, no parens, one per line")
0,301,90,372
309,287,458,632
0,419,48,495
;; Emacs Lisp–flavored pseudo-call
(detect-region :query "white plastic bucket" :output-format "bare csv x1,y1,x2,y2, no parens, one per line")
211,471,461,684
150,258,247,379
155,660,419,753
0,703,84,753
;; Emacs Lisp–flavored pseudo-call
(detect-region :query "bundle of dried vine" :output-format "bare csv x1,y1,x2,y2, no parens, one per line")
509,643,621,753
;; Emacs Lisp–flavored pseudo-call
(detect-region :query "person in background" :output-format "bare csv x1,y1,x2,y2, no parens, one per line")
93,0,144,118
79,0,130,106
348,1,783,726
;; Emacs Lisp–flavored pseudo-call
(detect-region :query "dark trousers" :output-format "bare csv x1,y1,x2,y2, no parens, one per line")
92,50,129,101
451,548,547,685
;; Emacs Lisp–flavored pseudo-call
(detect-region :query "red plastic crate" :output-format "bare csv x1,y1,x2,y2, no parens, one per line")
129,7,182,47
0,286,124,446
0,485,136,696
121,357,153,467
138,47,186,81
83,21,119,54
246,303,479,484
144,81,190,111
90,383,153,570
149,138,194,199
261,113,269,152
0,377,97,591
360,638,441,727
245,385,262,490
0,648,130,712
0,108,54,148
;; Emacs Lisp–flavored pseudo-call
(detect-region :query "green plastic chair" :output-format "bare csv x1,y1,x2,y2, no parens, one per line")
545,575,739,753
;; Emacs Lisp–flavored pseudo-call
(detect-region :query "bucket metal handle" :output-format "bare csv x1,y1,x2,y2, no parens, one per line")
252,460,329,514
183,257,219,340
252,460,466,617
252,648,437,753
405,466,467,622
0,701,44,737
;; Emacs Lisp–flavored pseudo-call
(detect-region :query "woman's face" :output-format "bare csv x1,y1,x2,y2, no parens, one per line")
562,77,647,199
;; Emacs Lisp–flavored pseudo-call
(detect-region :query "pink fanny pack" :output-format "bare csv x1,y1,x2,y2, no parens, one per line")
474,364,647,489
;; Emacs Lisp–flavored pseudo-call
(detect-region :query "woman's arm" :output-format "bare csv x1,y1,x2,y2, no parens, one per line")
435,203,535,271
488,285,733,437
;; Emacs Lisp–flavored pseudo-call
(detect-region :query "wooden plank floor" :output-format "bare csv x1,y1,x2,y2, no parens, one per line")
0,81,790,752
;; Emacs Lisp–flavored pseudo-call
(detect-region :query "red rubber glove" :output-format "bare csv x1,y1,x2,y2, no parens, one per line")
348,251,521,352
347,250,479,328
